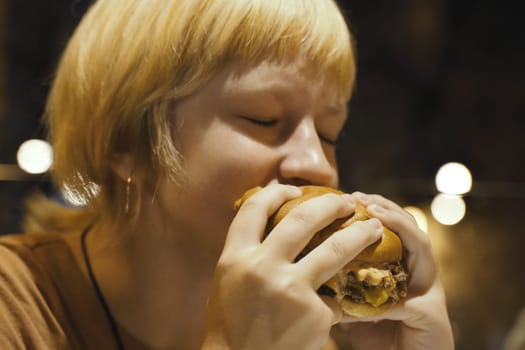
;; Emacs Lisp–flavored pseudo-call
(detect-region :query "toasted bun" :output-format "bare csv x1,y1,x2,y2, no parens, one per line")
268,186,403,264
339,298,394,318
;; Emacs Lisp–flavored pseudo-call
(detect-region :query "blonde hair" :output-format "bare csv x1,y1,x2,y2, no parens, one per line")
30,0,356,232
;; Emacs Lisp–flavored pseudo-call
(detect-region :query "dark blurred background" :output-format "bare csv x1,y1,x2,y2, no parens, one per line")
0,1,523,349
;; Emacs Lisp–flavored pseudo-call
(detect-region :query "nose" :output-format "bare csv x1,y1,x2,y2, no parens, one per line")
278,119,338,187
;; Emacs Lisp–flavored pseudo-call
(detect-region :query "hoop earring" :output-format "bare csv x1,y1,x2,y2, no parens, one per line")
124,176,132,214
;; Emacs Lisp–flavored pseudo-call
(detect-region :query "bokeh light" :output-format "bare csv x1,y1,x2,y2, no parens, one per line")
435,162,472,195
16,139,53,174
431,193,466,225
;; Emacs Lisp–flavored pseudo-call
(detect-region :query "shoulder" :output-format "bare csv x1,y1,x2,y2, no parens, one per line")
0,233,72,289
0,231,66,252
0,231,82,277
0,232,66,286
0,232,118,349
0,231,88,304
0,233,73,349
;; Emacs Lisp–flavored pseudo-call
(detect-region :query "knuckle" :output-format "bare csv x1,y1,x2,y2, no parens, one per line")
366,193,384,204
316,193,349,214
371,193,384,201
256,269,306,301
238,197,260,213
404,210,417,223
326,238,348,261
217,250,266,280
241,253,266,279
286,194,350,226
216,252,245,272
378,209,402,227
275,275,302,295
287,209,313,226
381,208,397,223
215,257,232,274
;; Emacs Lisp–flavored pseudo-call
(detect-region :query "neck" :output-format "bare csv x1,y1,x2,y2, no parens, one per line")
86,214,221,349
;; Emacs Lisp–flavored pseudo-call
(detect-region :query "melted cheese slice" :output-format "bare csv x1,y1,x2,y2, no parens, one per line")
364,285,394,307
325,264,396,308
356,267,390,286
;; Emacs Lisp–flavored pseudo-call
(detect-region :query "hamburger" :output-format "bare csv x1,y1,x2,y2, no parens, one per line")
234,185,408,318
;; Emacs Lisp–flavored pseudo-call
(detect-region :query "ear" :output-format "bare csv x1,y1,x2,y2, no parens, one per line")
110,153,134,182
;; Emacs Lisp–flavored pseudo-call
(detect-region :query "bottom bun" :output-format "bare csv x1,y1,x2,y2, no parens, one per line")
340,298,395,318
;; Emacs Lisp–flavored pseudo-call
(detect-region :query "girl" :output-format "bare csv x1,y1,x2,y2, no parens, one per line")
0,0,454,349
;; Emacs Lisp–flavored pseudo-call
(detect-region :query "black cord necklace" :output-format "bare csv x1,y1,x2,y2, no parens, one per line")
81,227,126,350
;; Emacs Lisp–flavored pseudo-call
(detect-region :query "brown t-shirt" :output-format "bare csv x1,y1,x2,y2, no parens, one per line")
0,232,146,349
0,233,346,350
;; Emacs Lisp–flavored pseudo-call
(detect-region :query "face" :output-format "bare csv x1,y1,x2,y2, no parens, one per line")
153,60,348,251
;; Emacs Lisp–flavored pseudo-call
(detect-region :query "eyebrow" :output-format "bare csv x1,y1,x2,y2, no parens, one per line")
225,84,346,107
222,79,291,98
222,78,348,118
323,102,347,115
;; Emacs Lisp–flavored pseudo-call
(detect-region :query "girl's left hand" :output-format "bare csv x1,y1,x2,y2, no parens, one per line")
340,192,454,350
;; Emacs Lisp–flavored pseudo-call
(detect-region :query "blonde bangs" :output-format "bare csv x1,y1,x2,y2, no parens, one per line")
219,0,355,96
182,0,356,97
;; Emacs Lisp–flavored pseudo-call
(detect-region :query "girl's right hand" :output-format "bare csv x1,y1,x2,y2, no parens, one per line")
201,184,383,350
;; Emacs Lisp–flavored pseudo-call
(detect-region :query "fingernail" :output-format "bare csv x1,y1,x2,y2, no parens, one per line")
367,218,383,233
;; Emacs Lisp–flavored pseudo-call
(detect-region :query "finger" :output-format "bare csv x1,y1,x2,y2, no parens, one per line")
366,204,437,292
366,204,429,252
352,192,395,209
224,184,302,253
261,193,356,261
352,192,415,223
297,218,383,289
353,192,437,291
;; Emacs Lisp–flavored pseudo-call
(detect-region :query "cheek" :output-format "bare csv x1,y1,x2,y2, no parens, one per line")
187,142,274,203
185,127,277,189
170,133,279,236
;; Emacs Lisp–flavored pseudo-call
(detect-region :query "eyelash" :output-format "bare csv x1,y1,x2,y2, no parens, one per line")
241,116,278,127
320,135,338,146
241,116,339,146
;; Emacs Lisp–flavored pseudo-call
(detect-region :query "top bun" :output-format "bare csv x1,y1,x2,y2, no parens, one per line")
267,186,403,263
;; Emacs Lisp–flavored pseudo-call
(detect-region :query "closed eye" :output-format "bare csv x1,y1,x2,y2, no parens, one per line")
319,134,338,146
240,116,279,127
